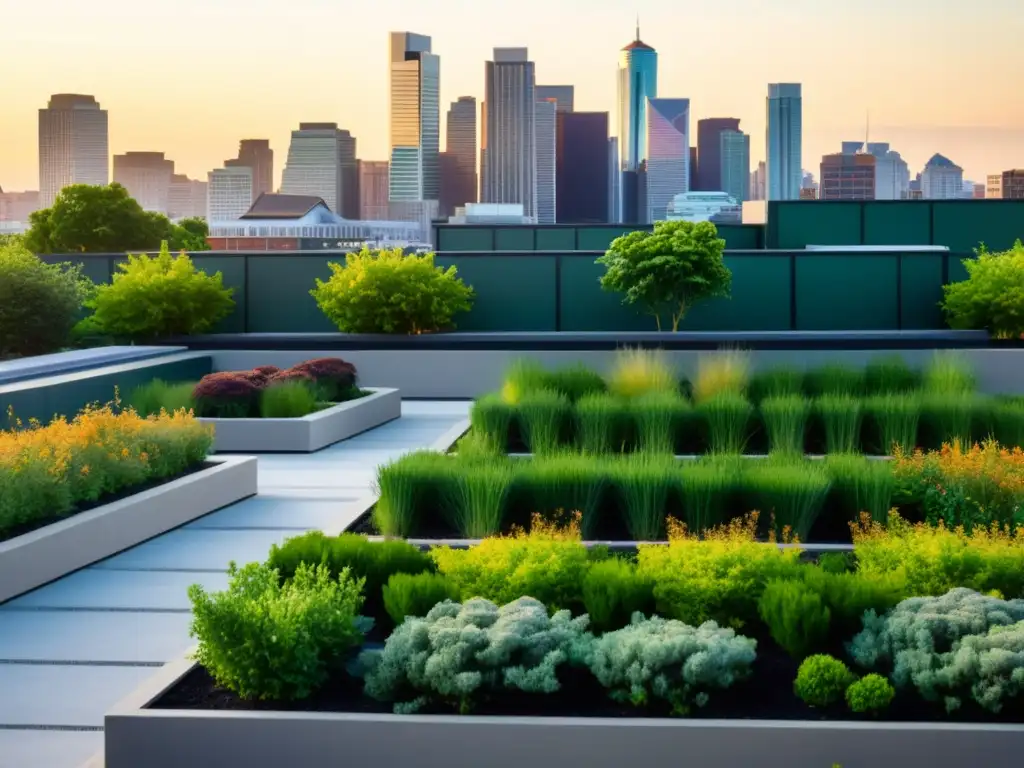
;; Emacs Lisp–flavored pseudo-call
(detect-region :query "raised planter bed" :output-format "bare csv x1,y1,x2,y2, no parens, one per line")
102,650,1024,768
200,387,400,453
0,455,257,604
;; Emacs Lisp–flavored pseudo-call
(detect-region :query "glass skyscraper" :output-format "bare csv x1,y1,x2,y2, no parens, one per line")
645,98,689,223
389,32,440,206
766,83,803,201
617,24,657,172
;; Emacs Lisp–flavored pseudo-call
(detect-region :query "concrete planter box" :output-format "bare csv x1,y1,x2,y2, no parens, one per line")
0,455,257,604
99,652,1024,768
201,387,400,453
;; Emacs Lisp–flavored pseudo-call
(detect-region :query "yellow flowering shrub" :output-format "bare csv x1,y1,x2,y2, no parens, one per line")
0,402,213,539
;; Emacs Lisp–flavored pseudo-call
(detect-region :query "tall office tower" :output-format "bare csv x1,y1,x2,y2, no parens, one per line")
280,123,358,216
556,112,609,224
820,152,876,200
225,139,273,202
765,83,803,200
617,24,658,173
38,94,109,208
482,48,537,219
445,96,478,212
535,98,557,223
112,151,175,213
358,160,390,220
695,118,741,192
920,154,964,200
644,98,690,223
207,166,253,221
168,175,208,219
535,85,575,113
689,147,697,190
608,137,621,223
1002,170,1024,199
720,129,750,204
860,142,910,200
479,101,488,201
389,31,440,221
750,161,767,200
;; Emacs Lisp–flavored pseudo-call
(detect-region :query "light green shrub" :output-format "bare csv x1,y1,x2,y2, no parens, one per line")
582,558,655,631
382,572,459,625
758,579,831,659
846,673,895,714
794,654,855,708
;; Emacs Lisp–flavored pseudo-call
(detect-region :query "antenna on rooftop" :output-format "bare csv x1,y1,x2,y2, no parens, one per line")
636,14,640,40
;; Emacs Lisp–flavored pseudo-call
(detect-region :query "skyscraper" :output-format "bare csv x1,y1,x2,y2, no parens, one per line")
608,137,621,223
443,96,477,214
358,160,390,220
695,118,741,192
225,140,274,202
280,123,357,216
617,23,657,172
483,48,537,219
207,166,253,221
535,98,557,224
112,151,175,213
720,129,750,204
38,94,109,208
645,98,690,223
847,142,910,200
389,32,440,214
920,154,964,200
766,83,803,201
535,86,575,113
556,112,609,224
168,175,208,219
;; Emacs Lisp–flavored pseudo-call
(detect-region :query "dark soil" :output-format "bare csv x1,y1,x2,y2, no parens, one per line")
0,461,214,543
150,636,1024,725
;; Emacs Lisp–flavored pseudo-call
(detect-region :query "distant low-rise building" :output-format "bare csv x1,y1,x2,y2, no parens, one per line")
986,173,1003,199
920,154,964,200
667,191,741,224
819,152,875,200
168,175,208,220
113,151,174,213
448,202,534,224
1002,169,1024,200
0,189,40,227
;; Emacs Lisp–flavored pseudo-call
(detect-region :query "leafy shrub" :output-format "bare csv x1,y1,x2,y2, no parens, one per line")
942,240,1024,338
430,516,590,612
582,558,655,631
382,572,460,625
580,614,756,715
606,348,677,399
693,349,751,403
127,379,197,417
311,247,474,334
758,579,831,659
266,368,315,388
83,243,234,339
799,567,905,641
817,552,855,574
929,620,1024,712
188,561,368,701
0,243,92,358
191,372,262,418
794,655,855,708
846,674,895,714
361,597,590,714
259,380,319,418
286,357,358,401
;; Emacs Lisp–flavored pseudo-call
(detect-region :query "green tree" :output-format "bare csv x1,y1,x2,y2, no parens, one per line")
596,220,732,331
942,240,1024,338
24,183,170,253
168,217,211,251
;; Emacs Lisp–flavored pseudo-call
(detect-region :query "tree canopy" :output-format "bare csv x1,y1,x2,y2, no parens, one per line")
596,219,732,331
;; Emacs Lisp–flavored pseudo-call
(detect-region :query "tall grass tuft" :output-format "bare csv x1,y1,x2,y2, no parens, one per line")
546,364,607,402
804,364,863,398
679,456,743,534
127,379,196,417
575,394,628,454
814,395,862,453
444,461,516,538
864,355,920,395
455,430,501,460
992,398,1024,450
920,393,975,446
760,394,810,455
373,451,450,537
746,459,832,541
824,453,895,523
607,347,677,399
500,359,550,405
748,368,804,403
864,394,920,455
692,348,751,403
518,389,569,455
632,392,691,454
697,392,753,454
611,454,677,541
259,380,319,418
923,351,976,395
470,394,516,452
516,454,607,538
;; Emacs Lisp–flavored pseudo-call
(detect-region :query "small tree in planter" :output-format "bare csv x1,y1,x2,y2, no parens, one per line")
942,240,1024,339
596,220,731,331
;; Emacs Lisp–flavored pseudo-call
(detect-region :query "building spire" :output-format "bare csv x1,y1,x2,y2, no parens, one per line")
636,15,640,41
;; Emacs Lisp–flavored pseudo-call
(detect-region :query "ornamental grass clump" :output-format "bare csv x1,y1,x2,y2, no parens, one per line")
500,359,551,405
864,393,920,455
259,379,319,418
361,597,590,714
545,364,607,402
804,364,864,398
824,453,895,524
469,394,515,453
444,461,516,538
127,379,197,417
991,398,1024,451
515,455,607,538
747,367,804,404
923,352,976,395
814,395,863,453
575,393,629,454
189,561,368,701
631,392,691,454
760,394,810,455
606,348,677,399
920,393,977,447
582,558,655,632
579,614,757,715
696,392,753,454
0,402,212,540
746,459,832,541
864,355,920,396
610,454,678,541
692,349,751,403
517,389,570,455
372,451,451,537
678,456,743,534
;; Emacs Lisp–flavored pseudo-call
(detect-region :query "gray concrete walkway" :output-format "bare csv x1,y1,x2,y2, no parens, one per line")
0,401,469,768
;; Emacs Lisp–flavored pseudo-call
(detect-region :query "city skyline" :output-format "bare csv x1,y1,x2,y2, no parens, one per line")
2,0,1023,193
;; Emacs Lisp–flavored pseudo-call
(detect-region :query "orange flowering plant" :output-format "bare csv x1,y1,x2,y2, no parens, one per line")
891,439,1024,531
0,399,213,540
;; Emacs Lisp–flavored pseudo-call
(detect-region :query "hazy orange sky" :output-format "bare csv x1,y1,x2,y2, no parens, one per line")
2,0,1022,192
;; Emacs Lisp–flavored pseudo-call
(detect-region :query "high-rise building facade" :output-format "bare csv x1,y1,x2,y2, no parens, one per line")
819,152,876,200
556,112,609,224
168,175,208,219
608,137,621,223
695,118,741,192
749,160,767,201
645,98,690,223
225,139,274,202
482,48,537,220
920,154,964,200
1002,169,1024,200
113,151,175,213
443,96,477,214
358,160,390,220
535,85,575,113
617,25,657,172
719,129,750,204
207,166,253,221
766,83,802,201
389,31,440,216
38,94,109,208
280,123,358,217
535,98,557,224
863,142,910,200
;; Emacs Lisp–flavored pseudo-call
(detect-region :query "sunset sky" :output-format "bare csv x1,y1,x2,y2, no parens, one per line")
2,0,1022,192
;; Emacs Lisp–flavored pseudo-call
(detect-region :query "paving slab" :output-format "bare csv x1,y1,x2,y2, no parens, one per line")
2,570,229,611
0,665,155,727
186,496,357,530
90,529,298,572
0,729,103,768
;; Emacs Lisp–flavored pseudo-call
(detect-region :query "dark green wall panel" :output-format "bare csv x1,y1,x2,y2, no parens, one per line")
191,255,246,333
535,228,576,251
931,201,1024,253
796,255,897,330
247,256,335,333
577,227,644,251
716,225,764,250
559,258,652,332
437,227,494,251
863,203,930,245
771,202,862,248
899,255,945,329
493,228,535,251
684,256,791,331
437,255,557,331
946,254,971,284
